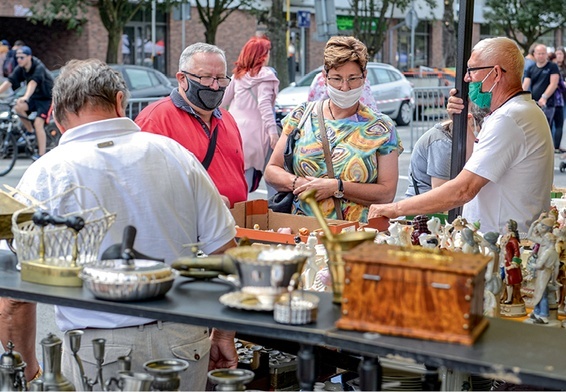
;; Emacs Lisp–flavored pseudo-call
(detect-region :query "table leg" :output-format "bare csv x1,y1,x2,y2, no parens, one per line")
297,343,315,390
358,356,382,391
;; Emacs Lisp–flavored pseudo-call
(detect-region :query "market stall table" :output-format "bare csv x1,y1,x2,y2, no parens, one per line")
1,270,566,390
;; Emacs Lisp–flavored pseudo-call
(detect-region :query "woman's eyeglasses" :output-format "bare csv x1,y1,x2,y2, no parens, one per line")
326,76,364,89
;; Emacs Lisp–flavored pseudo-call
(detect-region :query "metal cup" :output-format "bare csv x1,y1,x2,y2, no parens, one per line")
320,231,376,304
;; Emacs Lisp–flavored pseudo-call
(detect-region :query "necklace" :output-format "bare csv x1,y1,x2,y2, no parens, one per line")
327,100,360,120
328,100,336,120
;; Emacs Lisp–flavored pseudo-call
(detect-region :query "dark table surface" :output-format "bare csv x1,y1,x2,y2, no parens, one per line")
1,270,566,390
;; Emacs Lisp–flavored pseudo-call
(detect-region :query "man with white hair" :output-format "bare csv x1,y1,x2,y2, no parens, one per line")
369,37,553,233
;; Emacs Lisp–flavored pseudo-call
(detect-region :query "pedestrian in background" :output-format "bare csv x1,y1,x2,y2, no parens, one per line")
136,43,247,208
523,43,560,149
405,102,489,197
221,36,280,196
0,45,53,159
552,47,566,151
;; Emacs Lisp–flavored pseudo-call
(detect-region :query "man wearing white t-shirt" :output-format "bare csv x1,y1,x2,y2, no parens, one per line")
369,37,553,234
0,59,239,390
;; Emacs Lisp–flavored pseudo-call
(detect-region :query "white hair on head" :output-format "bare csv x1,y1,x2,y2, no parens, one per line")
178,42,227,71
472,37,524,82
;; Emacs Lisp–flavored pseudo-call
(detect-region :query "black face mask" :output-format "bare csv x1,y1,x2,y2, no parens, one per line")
184,76,225,111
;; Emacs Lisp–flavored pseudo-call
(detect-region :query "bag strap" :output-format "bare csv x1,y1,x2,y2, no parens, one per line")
316,100,344,220
284,102,316,174
201,125,218,170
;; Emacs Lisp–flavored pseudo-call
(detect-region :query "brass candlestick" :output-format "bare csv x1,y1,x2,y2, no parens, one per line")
299,189,376,304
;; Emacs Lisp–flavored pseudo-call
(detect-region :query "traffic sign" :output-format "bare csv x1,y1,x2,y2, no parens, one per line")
297,10,311,28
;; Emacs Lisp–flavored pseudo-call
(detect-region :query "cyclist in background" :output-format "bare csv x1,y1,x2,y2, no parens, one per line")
0,45,53,159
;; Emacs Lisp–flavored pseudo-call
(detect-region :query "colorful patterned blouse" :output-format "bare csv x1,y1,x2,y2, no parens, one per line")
282,101,403,222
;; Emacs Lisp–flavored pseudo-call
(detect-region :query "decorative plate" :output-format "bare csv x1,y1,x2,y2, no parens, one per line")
219,291,274,312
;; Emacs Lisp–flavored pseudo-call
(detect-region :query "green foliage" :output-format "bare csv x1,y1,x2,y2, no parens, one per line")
194,0,257,44
350,0,436,59
484,0,566,53
28,0,89,31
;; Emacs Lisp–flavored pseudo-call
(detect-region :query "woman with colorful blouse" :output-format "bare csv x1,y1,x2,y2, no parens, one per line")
265,36,402,222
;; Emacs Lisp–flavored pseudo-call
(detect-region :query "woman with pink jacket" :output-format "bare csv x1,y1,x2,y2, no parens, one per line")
222,36,280,194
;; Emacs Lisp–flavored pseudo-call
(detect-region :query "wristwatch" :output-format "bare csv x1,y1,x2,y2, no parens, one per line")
334,178,344,199
542,93,549,99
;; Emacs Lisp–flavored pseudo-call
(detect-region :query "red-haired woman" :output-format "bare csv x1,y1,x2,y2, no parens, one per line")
222,36,280,194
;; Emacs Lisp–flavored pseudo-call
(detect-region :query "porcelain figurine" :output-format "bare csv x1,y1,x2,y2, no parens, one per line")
411,215,430,246
450,216,469,251
461,228,481,254
526,213,556,281
386,221,413,247
418,216,441,249
527,232,561,325
482,231,502,317
499,219,527,317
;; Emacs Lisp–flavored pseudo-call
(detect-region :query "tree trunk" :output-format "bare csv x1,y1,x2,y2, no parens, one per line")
106,26,122,64
267,0,288,88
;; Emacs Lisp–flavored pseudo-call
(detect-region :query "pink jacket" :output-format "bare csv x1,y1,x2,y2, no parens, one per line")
222,67,280,171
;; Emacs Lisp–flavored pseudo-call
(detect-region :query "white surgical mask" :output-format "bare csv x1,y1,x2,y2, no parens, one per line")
326,84,364,109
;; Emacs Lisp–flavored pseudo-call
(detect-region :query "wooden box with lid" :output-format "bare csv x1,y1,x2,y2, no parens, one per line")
336,243,491,345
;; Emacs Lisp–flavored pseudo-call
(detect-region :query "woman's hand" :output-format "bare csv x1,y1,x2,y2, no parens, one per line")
269,134,279,149
293,176,336,201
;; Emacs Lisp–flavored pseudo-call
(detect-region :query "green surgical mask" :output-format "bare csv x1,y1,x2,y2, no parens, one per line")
468,68,496,109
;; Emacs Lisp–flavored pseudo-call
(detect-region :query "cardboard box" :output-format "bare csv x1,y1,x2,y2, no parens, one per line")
0,191,32,240
230,199,358,244
337,242,490,345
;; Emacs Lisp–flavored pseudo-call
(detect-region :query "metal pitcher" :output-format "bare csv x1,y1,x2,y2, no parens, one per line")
0,341,27,391
38,334,75,391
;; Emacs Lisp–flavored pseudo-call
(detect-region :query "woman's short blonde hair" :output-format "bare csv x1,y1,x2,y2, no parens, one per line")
323,36,369,73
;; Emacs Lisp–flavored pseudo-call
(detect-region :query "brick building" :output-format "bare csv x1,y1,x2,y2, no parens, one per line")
0,0,561,84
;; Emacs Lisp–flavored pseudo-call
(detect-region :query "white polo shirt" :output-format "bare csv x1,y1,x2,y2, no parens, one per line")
16,117,236,330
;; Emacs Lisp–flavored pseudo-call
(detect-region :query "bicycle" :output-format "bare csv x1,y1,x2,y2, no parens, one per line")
0,101,61,176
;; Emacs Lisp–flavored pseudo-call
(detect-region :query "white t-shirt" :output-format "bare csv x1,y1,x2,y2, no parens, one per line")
16,117,236,330
463,93,553,233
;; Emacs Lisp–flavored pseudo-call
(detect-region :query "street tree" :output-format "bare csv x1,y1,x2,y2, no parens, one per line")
27,0,256,63
28,0,157,63
265,0,289,87
350,0,436,60
483,0,566,54
442,0,456,67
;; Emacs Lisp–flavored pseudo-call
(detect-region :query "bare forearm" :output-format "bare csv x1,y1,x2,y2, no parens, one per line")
0,299,40,380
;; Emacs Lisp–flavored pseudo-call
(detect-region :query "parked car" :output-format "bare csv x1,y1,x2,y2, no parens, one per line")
51,64,174,99
275,62,414,126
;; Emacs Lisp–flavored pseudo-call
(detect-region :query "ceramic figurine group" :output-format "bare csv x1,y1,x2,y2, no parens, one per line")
372,212,566,326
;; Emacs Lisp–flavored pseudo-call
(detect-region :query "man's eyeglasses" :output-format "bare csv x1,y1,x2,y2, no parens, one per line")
16,56,27,60
466,65,507,79
326,75,364,89
181,71,231,87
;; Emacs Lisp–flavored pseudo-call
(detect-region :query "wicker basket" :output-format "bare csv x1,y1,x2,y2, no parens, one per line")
11,185,116,286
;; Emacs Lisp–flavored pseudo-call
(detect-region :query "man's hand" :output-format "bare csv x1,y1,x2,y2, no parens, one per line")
208,329,237,371
368,203,399,220
446,89,465,119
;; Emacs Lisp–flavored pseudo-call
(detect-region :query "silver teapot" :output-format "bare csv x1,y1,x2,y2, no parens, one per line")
0,341,27,391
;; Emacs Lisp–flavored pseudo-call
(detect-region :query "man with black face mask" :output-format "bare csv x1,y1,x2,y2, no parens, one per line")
136,43,247,208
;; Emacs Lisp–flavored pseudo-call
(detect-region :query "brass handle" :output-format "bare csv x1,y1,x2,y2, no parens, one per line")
298,189,335,240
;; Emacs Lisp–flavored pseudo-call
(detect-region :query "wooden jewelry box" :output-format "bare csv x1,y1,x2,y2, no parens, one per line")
337,243,491,345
